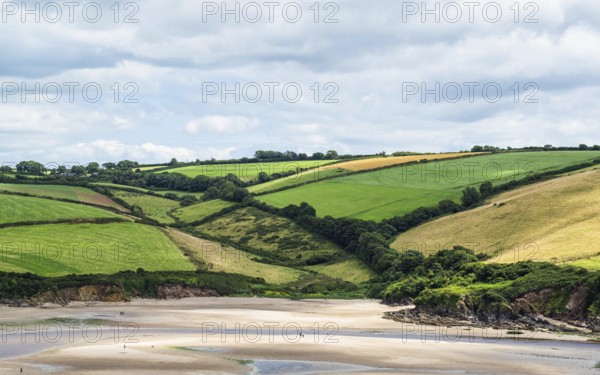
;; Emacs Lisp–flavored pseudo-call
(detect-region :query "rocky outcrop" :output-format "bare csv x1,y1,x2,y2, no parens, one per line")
386,286,600,333
157,285,219,299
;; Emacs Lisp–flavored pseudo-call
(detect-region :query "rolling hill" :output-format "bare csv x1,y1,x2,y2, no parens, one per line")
257,151,600,221
391,169,600,269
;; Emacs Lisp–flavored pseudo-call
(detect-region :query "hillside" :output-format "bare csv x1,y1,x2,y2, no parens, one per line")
248,152,481,194
0,194,124,225
391,169,600,268
257,151,600,221
160,160,337,181
196,206,343,262
0,184,128,212
0,223,196,276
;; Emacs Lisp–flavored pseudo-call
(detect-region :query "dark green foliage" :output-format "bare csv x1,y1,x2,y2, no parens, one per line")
461,186,482,207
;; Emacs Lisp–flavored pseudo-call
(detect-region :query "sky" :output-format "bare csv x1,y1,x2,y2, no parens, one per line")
0,0,599,164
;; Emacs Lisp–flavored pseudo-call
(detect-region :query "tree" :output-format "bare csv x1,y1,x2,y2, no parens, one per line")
257,171,270,183
102,162,116,169
169,158,179,166
479,181,494,197
579,144,589,150
312,152,325,159
71,165,86,176
0,166,12,173
325,150,338,159
471,145,484,152
461,187,482,207
86,162,100,174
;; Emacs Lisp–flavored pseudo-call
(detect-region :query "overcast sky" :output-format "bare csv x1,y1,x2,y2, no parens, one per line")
0,0,599,164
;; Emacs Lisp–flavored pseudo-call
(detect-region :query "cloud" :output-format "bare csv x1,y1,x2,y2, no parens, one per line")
185,115,258,135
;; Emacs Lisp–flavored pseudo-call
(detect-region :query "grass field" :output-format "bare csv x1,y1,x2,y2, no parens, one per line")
0,194,124,224
94,183,203,199
391,169,600,268
197,207,342,261
111,191,180,223
160,160,338,181
306,259,374,284
258,152,600,221
165,228,306,284
156,190,204,199
172,199,235,223
248,153,480,194
0,184,128,212
94,182,152,193
0,223,195,276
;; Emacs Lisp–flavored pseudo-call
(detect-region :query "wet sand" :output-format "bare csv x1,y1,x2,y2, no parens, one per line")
0,298,598,374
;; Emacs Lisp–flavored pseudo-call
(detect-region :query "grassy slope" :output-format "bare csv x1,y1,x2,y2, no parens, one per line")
249,152,480,194
391,169,600,268
111,190,180,223
94,182,204,198
172,199,235,223
197,207,342,260
0,184,127,211
0,223,195,276
307,259,374,284
0,194,123,224
160,160,337,180
165,228,306,284
258,152,600,221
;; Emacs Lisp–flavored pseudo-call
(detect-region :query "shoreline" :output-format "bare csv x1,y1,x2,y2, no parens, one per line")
0,298,598,374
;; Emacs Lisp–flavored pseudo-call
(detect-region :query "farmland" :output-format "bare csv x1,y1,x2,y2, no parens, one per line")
391,169,600,267
257,151,600,221
249,152,480,194
165,228,306,284
160,160,338,180
196,207,342,261
0,184,128,212
111,191,180,223
0,223,196,276
306,259,374,283
0,194,123,225
172,199,235,223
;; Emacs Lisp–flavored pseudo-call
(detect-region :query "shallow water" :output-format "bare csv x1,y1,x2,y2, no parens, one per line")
247,360,378,375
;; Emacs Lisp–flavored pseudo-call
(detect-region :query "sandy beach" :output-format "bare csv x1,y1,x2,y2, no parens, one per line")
0,298,598,374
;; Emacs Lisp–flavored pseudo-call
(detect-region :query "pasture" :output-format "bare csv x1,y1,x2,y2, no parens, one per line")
111,191,180,223
0,194,123,224
248,152,480,194
0,223,195,276
172,199,235,223
196,207,342,261
165,229,306,284
0,184,127,211
257,151,600,221
160,160,337,180
391,169,600,268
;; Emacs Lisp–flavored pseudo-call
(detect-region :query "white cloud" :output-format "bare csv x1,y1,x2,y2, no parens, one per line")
185,115,258,135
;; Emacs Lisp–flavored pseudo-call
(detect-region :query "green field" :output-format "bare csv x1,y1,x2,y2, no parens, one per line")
391,169,600,268
248,166,349,194
156,190,204,199
160,160,338,180
165,229,306,284
307,259,374,284
197,207,342,261
111,191,180,223
94,182,152,193
0,223,195,276
258,152,600,221
0,194,123,224
172,199,235,223
0,184,127,211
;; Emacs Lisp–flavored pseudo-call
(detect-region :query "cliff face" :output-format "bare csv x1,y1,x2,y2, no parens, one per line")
387,286,600,333
5,285,220,307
